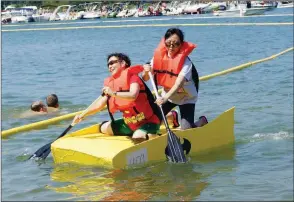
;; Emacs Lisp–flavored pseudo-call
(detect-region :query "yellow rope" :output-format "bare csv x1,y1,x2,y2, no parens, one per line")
2,22,293,32
1,47,293,138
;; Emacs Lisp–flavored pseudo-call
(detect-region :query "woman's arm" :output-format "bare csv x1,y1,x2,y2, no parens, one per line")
163,75,186,100
83,95,108,117
102,82,140,101
73,95,108,124
113,82,140,101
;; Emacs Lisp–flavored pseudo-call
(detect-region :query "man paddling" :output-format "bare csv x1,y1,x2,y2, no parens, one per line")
73,53,162,141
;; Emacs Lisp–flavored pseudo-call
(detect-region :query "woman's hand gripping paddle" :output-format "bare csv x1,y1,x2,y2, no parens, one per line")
28,96,102,160
148,72,187,163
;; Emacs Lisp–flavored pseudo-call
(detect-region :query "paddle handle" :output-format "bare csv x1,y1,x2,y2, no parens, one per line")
71,95,102,126
148,72,171,130
148,72,160,99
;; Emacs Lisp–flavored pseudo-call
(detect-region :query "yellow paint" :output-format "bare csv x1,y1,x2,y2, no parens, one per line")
2,46,293,138
51,107,235,169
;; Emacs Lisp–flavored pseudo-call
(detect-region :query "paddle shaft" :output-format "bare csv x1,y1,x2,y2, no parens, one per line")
147,72,186,163
55,94,103,139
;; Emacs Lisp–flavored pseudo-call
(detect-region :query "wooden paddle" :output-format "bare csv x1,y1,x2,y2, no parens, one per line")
148,72,186,163
28,95,102,160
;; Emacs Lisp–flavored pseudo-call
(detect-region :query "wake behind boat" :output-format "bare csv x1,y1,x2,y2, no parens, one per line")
51,107,235,169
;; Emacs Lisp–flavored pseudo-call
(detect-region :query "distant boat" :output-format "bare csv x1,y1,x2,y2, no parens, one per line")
277,1,294,8
213,3,267,17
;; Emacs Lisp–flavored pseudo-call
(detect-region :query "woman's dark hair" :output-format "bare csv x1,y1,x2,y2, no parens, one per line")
164,28,184,43
107,53,131,68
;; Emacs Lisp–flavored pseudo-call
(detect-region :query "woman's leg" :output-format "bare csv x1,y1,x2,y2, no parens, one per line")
161,101,178,126
132,123,160,140
100,121,113,135
100,119,133,136
179,104,196,130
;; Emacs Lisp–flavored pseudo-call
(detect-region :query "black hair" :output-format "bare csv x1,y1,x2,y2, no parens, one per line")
107,53,131,68
46,94,59,108
164,28,184,43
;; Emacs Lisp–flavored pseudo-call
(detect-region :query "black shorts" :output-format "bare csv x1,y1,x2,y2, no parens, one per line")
161,101,196,128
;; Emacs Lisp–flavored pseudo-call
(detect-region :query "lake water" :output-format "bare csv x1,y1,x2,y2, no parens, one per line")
1,8,293,201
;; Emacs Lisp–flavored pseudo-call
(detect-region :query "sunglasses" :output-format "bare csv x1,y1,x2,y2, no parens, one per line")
107,59,120,67
165,41,181,48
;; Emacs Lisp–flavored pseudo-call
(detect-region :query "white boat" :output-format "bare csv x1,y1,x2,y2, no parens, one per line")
81,12,100,19
213,3,267,16
251,0,278,10
162,1,191,16
77,2,101,20
277,1,294,8
49,5,77,21
1,12,12,24
9,11,29,23
32,13,51,22
182,1,210,14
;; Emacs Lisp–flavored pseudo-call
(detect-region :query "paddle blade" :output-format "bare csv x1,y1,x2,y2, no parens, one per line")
29,142,52,160
29,125,73,160
167,130,187,163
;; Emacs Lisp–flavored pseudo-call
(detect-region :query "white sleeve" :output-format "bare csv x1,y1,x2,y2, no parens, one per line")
179,58,193,81
150,57,154,68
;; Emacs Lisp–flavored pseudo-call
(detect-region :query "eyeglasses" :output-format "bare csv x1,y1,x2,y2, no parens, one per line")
107,60,120,67
165,41,181,48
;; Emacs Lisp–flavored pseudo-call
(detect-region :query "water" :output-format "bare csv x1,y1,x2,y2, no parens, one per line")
2,9,293,201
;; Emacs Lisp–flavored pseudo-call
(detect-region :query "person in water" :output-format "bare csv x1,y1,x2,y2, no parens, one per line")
30,101,48,113
46,94,59,112
142,28,208,129
73,53,163,141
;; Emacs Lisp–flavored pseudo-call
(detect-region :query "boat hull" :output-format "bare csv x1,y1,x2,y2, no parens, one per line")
52,107,235,169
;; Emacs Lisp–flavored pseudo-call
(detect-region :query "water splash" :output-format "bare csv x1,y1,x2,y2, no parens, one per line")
251,131,293,142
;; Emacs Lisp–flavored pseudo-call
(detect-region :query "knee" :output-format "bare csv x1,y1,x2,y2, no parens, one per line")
132,130,146,139
99,121,113,134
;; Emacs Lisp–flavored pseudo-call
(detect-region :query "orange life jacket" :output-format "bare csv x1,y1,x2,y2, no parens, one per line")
103,65,160,130
153,38,197,90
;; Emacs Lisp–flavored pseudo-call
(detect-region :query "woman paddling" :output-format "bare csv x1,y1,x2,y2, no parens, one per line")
142,28,208,129
73,53,162,141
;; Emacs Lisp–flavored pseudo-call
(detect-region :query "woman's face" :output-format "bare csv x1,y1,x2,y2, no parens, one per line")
107,56,124,76
165,34,182,57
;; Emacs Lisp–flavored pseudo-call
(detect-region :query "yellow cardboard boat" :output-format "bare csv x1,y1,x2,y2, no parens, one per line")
51,107,235,169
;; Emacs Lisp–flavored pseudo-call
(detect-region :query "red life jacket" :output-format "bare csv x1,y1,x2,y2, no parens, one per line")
153,38,197,89
104,65,160,131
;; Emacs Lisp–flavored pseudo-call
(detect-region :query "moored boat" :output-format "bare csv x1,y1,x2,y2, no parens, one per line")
51,107,235,169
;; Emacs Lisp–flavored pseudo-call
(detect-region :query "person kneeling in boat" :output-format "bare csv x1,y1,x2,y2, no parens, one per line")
73,53,162,141
142,28,208,129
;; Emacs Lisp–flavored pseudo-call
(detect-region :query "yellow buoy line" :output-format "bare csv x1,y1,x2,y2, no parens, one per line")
1,46,293,138
3,13,293,28
2,22,293,32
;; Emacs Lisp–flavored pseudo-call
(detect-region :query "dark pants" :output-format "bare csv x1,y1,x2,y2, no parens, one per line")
161,101,196,129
